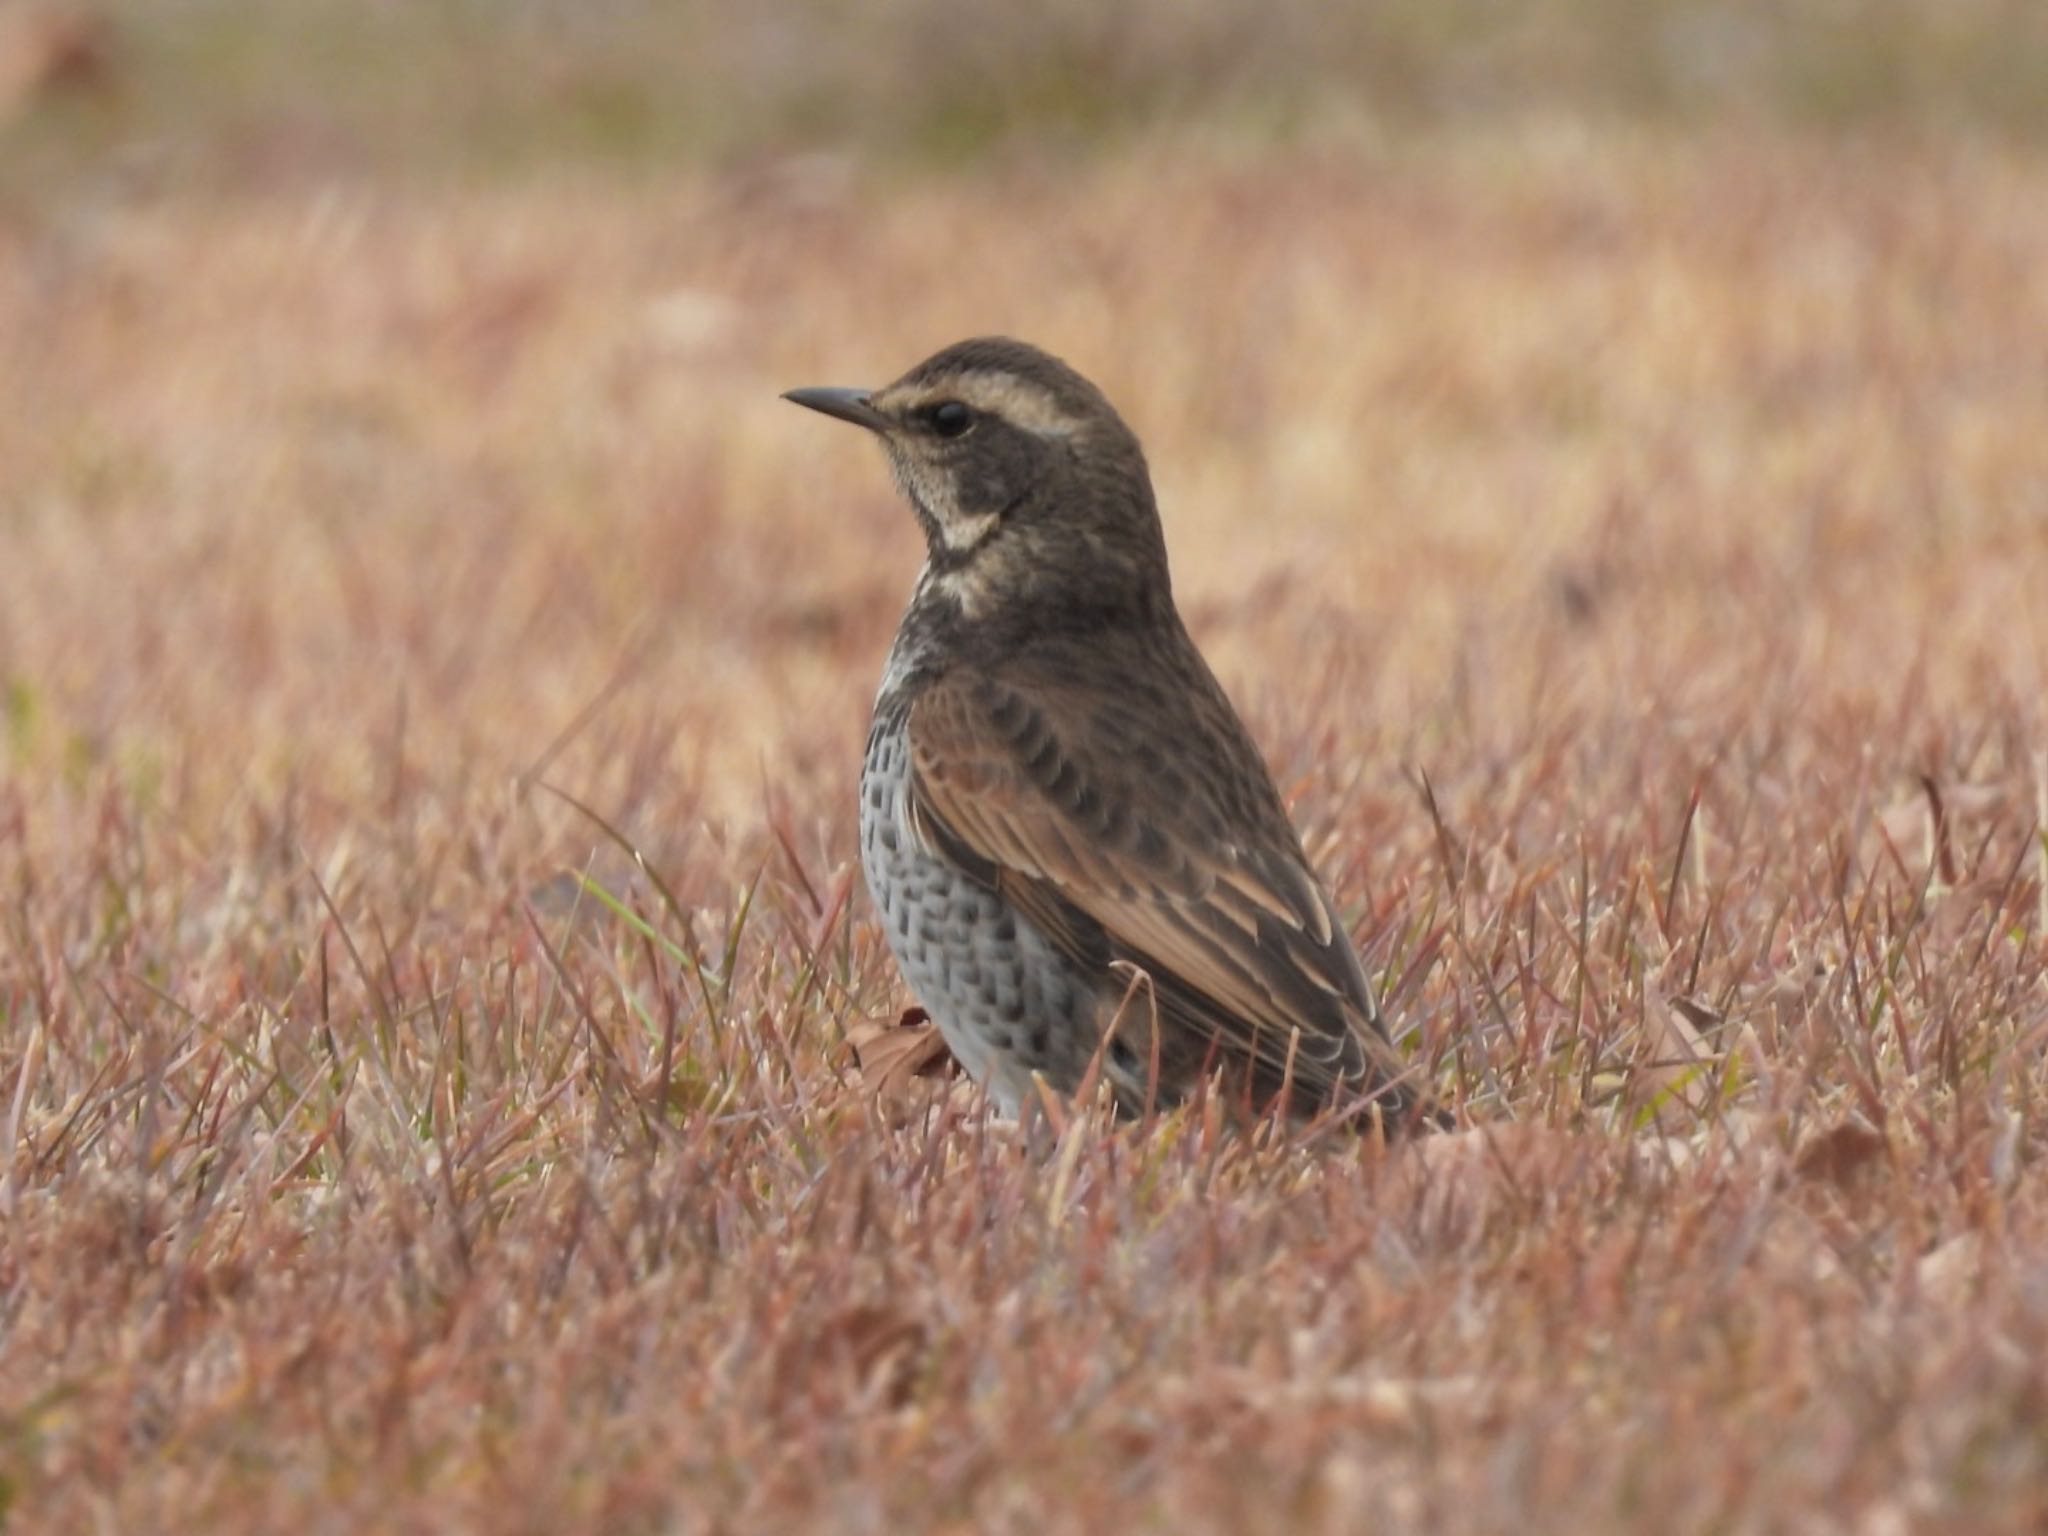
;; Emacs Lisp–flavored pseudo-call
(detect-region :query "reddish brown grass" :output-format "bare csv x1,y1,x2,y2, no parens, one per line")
2,130,2047,1531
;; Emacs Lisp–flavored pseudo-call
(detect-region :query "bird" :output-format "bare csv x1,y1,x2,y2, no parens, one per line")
785,337,1421,1130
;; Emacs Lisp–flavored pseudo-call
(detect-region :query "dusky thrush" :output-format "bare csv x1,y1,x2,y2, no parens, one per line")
787,337,1419,1128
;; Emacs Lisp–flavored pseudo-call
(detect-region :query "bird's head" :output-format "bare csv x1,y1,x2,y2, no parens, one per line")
784,337,1171,626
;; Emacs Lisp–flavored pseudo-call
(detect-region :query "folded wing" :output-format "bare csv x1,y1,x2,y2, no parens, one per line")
906,659,1411,1113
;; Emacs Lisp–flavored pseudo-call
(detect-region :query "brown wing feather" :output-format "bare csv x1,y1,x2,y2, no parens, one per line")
905,655,1409,1109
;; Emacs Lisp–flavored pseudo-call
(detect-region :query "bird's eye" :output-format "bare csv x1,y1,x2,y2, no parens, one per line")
927,401,974,438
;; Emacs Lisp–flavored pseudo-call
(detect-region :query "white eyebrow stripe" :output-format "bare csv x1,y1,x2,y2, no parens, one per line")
878,371,1083,438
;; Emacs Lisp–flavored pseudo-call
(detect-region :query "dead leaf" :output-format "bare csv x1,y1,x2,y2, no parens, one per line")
1794,1118,1888,1188
1915,1232,1986,1305
845,1007,957,1099
1634,991,1723,1116
1669,995,1725,1032
769,1302,928,1415
0,5,113,119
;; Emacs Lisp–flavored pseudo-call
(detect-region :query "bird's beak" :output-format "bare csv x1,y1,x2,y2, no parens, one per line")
781,386,890,433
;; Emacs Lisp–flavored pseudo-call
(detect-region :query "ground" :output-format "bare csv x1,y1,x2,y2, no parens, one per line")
2,6,2047,1532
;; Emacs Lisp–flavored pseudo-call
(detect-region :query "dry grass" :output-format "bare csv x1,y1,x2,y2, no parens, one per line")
10,0,2048,185
3,116,2048,1531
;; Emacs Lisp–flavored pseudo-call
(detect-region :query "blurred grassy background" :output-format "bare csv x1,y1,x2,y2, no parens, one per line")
4,6,2048,1533
5,0,2048,197
5,0,2045,825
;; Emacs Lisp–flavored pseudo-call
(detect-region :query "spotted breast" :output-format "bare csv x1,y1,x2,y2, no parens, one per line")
858,694,1104,1114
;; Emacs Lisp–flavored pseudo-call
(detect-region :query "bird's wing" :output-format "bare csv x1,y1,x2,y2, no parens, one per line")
905,661,1407,1107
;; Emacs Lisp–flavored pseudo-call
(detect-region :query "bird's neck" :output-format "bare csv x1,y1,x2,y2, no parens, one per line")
877,558,1175,712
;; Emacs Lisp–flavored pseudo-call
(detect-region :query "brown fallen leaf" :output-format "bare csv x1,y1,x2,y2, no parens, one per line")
1669,995,1726,1032
769,1302,929,1415
845,1006,958,1099
1793,1118,1888,1188
0,5,113,119
1634,990,1725,1117
1915,1232,1986,1306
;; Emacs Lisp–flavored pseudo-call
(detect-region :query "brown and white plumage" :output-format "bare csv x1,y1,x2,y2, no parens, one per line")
789,337,1419,1126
